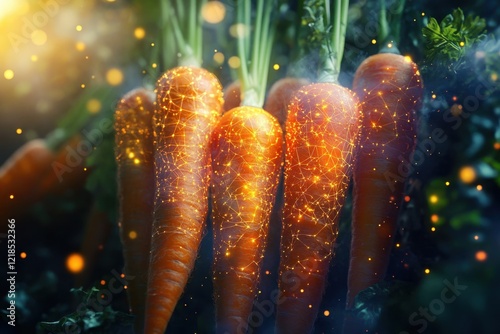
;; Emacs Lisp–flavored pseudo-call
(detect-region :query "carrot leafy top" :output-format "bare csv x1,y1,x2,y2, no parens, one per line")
161,0,208,67
236,0,277,108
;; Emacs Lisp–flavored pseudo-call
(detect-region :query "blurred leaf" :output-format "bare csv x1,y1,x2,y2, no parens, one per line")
449,209,482,229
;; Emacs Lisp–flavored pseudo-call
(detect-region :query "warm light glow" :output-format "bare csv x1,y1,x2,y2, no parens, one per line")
66,253,85,273
431,214,439,223
429,195,438,204
129,231,137,239
76,25,83,31
431,227,436,232
475,251,487,262
371,39,377,44
31,30,47,46
474,235,479,241
76,42,86,52
228,56,241,69
86,99,102,113
16,128,22,134
494,142,500,150
459,41,465,47
445,181,450,186
134,27,146,39
31,55,38,62
4,69,14,80
9,195,14,199
20,252,27,259
404,195,411,202
424,268,430,274
459,166,476,184
476,184,483,191
324,310,330,317
202,1,226,24
100,279,106,285
229,23,249,38
106,68,124,86
213,52,225,64
273,64,280,70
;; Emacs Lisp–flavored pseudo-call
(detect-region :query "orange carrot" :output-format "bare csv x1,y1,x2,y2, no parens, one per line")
263,77,310,129
346,53,423,311
211,107,283,333
223,80,241,113
277,83,360,333
114,88,156,332
145,66,223,334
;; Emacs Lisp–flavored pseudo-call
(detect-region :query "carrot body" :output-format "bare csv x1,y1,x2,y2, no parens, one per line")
146,66,223,334
277,83,361,334
346,53,423,309
0,139,55,229
223,80,241,113
263,77,310,129
114,88,156,332
211,107,283,334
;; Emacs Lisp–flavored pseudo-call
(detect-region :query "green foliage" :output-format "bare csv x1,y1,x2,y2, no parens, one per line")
37,287,133,334
422,8,486,65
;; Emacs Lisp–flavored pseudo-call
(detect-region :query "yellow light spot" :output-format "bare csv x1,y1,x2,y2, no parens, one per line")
308,304,312,309
475,251,487,262
20,252,27,259
124,285,128,289
202,1,226,24
404,55,412,63
9,195,14,199
421,12,425,16
424,268,430,274
445,181,450,186
75,42,85,51
273,63,280,70
387,42,393,48
81,84,86,88
265,270,270,275
228,56,241,69
300,289,304,293
128,152,135,159
229,23,249,38
134,27,146,39
429,195,438,204
100,279,106,285
4,69,14,80
213,52,225,64
476,184,483,191
86,99,102,114
474,235,479,240
491,72,498,81
324,310,330,317
431,227,436,232
134,158,140,165
16,128,22,134
66,253,85,273
31,30,47,46
396,243,400,248
76,25,83,31
152,63,157,69
371,39,377,44
368,257,372,261
459,166,476,184
129,231,137,239
459,41,465,47
106,68,124,86
431,93,437,99
31,55,38,62
225,251,230,257
431,214,439,223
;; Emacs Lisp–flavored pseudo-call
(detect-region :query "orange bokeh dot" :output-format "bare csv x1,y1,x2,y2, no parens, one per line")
66,253,85,273
475,251,487,262
20,252,27,259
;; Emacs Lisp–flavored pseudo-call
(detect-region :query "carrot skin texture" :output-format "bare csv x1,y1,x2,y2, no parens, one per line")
263,77,310,130
211,107,283,334
277,83,361,334
223,80,242,113
115,88,156,332
346,53,423,310
146,66,223,334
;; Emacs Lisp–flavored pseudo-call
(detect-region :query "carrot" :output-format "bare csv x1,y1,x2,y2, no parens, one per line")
276,1,361,332
263,77,310,130
223,80,241,113
345,0,424,315
114,87,156,332
211,107,283,334
346,54,423,303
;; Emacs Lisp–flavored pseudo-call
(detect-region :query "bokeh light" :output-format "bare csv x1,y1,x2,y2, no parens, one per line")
66,253,85,273
202,1,226,24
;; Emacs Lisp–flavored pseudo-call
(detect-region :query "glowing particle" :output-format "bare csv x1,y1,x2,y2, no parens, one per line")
31,55,38,62
476,184,483,191
475,251,487,262
371,39,377,44
459,41,465,47
134,158,140,165
429,195,438,204
4,69,14,80
134,27,146,39
86,99,102,113
368,257,372,261
152,63,158,69
431,93,437,99
431,227,436,232
76,42,85,51
31,30,47,45
66,253,85,273
451,103,463,116
229,23,249,38
474,235,479,241
76,25,83,31
202,1,226,24
387,42,393,48
421,12,425,16
9,195,14,199
100,280,106,285
106,68,124,86
273,63,280,70
20,252,27,259
459,166,476,184
300,289,304,293
404,195,410,202
324,310,330,317
265,270,270,275
308,304,312,309
494,142,500,150
128,152,135,159
431,214,439,223
424,268,430,274
129,231,137,239
81,84,86,88
16,128,22,134
213,52,225,64
396,243,400,248
445,181,450,186
491,72,498,81
228,56,241,69
404,55,412,63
